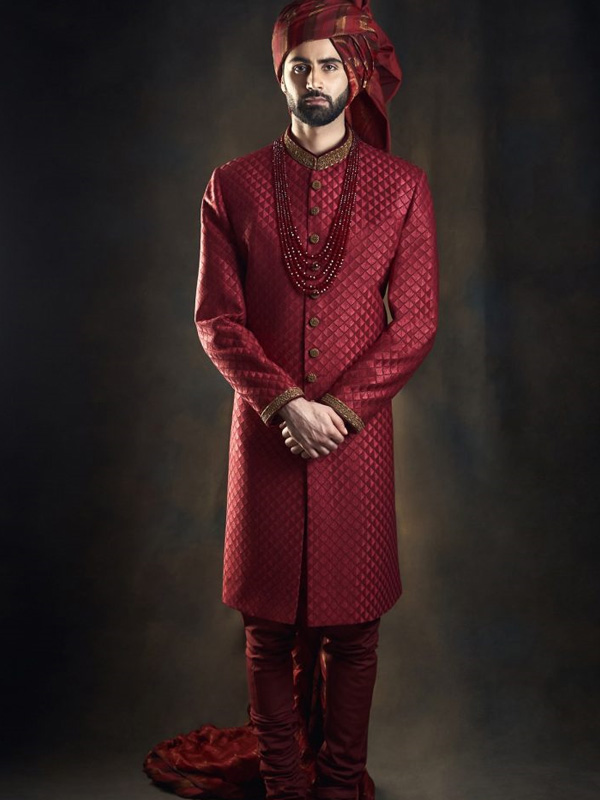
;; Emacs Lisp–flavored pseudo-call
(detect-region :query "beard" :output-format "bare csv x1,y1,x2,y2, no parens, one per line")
285,84,350,126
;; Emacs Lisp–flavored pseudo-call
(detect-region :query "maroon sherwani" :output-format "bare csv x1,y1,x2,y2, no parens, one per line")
194,124,439,628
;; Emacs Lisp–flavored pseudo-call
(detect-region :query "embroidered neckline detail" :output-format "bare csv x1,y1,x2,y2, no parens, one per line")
283,126,354,170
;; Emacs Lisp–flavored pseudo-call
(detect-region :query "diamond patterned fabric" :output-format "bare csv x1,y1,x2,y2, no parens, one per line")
194,128,439,626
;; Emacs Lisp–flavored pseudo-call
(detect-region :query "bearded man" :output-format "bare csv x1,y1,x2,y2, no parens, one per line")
193,1,439,798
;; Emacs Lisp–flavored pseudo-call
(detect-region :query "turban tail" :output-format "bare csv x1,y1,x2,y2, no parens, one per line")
272,0,402,151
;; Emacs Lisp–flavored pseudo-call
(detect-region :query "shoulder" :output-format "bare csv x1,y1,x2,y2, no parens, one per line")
358,139,427,190
210,141,274,192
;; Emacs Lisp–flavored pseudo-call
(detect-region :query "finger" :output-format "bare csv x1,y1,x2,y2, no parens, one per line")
332,417,348,436
304,447,323,459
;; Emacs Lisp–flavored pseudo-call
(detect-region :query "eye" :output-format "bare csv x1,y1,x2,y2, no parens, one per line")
292,64,308,73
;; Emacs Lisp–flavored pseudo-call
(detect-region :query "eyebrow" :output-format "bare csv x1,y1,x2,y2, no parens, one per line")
288,56,343,65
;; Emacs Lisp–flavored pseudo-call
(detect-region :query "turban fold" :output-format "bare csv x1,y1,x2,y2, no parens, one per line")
272,0,402,151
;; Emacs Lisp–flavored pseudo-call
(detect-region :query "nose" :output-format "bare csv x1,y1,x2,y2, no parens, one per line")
305,69,324,92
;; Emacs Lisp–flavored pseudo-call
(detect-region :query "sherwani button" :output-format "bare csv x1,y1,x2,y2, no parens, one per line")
309,348,320,357
310,263,320,271
309,292,319,299
311,180,322,190
309,233,320,244
306,372,317,382
308,316,320,327
310,206,320,215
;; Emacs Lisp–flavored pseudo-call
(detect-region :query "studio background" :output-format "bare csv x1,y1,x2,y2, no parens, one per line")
2,1,598,798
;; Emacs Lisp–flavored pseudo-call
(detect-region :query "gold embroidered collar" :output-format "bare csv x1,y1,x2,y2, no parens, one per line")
283,126,354,170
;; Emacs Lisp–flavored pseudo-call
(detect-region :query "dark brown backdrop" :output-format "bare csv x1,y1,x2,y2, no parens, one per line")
2,1,598,798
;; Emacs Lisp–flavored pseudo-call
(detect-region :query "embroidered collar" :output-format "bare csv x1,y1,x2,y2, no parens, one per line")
283,126,354,170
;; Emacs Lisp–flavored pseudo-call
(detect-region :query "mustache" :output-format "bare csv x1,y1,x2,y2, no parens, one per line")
302,92,331,102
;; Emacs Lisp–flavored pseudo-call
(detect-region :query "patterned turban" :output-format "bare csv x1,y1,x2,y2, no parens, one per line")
272,0,402,151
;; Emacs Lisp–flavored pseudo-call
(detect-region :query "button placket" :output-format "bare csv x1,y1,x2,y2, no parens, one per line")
307,170,323,248
306,315,321,385
303,171,328,384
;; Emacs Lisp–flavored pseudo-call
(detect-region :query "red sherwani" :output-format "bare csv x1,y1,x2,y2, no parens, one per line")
195,125,438,626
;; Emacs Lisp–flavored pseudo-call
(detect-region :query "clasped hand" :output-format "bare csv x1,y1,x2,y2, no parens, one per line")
277,397,348,459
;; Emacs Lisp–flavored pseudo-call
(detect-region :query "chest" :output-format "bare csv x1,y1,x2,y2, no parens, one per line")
228,151,409,282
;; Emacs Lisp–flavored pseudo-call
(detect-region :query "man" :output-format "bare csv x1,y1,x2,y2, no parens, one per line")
194,1,439,798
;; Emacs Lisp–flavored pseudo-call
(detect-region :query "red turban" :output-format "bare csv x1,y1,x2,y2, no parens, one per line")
272,0,402,151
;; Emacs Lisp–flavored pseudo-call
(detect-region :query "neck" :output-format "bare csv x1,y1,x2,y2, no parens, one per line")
289,115,347,156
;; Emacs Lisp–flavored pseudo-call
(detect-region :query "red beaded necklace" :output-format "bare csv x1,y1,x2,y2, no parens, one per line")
272,131,361,296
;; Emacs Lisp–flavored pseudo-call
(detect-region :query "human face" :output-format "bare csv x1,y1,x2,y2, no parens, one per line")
280,38,350,127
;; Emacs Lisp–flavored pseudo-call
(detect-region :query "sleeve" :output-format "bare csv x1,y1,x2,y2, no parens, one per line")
194,167,305,426
318,168,439,433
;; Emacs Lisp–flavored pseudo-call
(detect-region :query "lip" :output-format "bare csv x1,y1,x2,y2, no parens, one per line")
304,97,328,104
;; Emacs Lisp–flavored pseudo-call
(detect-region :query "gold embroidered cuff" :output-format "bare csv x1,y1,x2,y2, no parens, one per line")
319,393,365,432
260,387,305,425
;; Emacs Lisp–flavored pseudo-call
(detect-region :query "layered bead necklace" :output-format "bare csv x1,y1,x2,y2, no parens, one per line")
272,129,361,296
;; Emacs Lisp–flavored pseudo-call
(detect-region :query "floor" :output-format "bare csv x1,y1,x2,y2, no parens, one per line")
2,742,599,800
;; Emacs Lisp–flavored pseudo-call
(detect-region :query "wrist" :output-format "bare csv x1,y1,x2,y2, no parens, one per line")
278,396,308,423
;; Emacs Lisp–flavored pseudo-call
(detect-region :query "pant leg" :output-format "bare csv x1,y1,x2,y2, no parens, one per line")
243,614,308,800
241,518,311,800
313,618,381,800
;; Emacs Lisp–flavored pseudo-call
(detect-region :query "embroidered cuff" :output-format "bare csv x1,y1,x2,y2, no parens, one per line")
319,393,365,432
260,387,305,425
